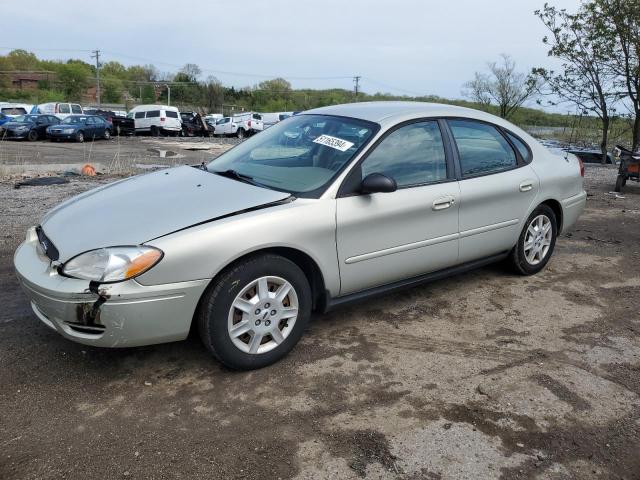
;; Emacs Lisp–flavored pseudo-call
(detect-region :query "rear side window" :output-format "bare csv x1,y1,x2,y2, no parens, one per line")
165,111,178,118
361,120,448,187
135,112,145,119
448,120,517,177
71,104,82,114
58,104,71,114
147,110,160,118
505,131,531,163
253,113,262,120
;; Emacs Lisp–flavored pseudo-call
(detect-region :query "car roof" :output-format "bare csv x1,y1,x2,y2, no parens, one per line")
304,101,504,126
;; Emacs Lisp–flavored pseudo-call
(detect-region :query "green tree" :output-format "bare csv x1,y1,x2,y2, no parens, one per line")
102,77,124,103
534,2,620,162
6,49,39,70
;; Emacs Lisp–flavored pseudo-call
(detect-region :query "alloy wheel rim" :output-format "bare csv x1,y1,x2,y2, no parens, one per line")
524,214,552,265
227,276,299,355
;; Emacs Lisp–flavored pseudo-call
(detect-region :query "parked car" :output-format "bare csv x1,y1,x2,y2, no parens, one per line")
232,112,264,138
129,105,181,136
180,111,210,137
46,114,113,142
13,102,586,370
204,113,223,124
84,108,135,136
36,102,83,120
1,103,37,117
262,112,293,128
212,116,237,136
0,112,11,127
0,114,60,140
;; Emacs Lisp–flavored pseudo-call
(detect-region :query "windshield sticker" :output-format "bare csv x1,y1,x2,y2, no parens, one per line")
313,134,354,152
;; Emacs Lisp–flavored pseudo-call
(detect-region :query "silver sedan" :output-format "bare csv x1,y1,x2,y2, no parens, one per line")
14,102,587,369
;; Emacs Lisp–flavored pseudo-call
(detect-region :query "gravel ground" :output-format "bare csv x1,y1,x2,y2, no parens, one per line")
0,164,639,480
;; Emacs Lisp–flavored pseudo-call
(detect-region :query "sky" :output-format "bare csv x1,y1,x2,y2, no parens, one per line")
2,0,581,107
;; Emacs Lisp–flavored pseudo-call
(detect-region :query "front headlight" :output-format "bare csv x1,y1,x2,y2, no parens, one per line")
61,246,163,283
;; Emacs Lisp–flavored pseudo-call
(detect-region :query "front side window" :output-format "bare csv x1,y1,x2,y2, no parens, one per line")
208,114,376,195
361,120,447,187
166,111,178,118
448,120,517,176
134,112,145,119
71,104,82,114
58,104,71,114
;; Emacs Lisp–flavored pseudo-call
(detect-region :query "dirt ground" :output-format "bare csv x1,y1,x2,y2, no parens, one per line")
0,145,639,479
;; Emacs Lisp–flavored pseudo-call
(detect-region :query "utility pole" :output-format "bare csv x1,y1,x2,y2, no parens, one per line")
91,49,101,107
353,76,361,102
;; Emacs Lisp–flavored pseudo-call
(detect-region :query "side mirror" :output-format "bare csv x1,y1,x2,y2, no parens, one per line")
361,173,397,194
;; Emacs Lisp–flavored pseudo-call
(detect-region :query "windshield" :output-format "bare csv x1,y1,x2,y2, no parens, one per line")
62,116,87,125
207,114,377,195
11,115,38,123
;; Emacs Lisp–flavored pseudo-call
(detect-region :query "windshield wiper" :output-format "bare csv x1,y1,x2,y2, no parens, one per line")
211,169,261,187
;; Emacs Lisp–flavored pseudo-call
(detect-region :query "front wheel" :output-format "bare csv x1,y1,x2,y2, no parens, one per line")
197,254,311,370
104,129,111,140
75,131,84,143
508,204,557,275
614,175,626,192
27,129,38,141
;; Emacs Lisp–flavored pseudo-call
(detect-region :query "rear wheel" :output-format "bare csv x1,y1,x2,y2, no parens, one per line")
150,125,159,137
236,128,245,139
75,131,84,143
197,254,311,370
27,129,38,141
509,204,557,275
615,174,626,192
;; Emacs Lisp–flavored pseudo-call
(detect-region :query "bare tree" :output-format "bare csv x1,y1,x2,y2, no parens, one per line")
534,2,619,163
463,54,539,119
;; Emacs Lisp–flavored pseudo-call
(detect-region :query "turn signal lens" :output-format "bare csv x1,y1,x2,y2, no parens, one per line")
61,246,163,283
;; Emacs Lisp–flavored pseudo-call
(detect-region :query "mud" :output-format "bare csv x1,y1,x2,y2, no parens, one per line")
0,165,639,479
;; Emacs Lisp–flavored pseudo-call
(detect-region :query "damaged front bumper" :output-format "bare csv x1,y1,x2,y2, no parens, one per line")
14,228,209,348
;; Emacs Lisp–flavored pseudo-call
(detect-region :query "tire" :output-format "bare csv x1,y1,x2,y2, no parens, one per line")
508,204,558,275
197,254,311,370
104,129,111,140
27,130,38,141
615,175,626,192
116,125,121,136
150,125,159,137
236,128,245,139
75,131,84,143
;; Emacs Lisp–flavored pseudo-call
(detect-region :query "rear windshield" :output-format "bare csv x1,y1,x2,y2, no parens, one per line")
1,107,27,115
166,111,178,118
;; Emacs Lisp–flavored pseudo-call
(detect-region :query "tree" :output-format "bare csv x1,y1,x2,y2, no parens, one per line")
6,49,39,70
594,0,640,150
534,2,619,163
463,54,539,119
57,62,91,101
202,76,225,112
102,77,124,103
178,63,201,83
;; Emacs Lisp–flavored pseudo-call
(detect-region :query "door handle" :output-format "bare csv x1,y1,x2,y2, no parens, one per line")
432,196,455,211
519,181,534,192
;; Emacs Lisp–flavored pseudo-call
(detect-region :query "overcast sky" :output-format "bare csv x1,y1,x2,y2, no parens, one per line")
3,0,580,107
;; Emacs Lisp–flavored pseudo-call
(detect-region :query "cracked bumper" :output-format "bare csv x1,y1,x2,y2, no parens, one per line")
13,228,210,348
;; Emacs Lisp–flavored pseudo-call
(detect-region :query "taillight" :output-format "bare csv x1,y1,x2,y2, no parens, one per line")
578,157,585,177
160,117,165,122
248,120,252,127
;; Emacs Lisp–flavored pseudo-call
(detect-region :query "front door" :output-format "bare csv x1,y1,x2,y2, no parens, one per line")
336,120,460,295
446,119,540,263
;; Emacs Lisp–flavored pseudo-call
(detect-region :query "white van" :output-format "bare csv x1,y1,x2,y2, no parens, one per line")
262,112,293,128
231,112,264,138
1,103,37,117
37,102,83,119
129,105,181,136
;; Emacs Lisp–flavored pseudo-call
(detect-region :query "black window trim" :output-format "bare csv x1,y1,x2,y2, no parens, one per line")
443,117,530,181
337,117,457,198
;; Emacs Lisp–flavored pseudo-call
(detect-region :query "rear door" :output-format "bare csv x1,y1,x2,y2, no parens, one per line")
446,119,539,263
336,119,460,294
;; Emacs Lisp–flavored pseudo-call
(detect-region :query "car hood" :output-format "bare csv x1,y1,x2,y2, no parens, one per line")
40,165,291,261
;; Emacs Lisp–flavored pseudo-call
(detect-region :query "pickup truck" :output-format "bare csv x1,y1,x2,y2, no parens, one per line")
214,112,264,138
84,109,135,136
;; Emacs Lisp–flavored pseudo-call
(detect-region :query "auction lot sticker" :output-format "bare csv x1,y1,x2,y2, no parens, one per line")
313,134,354,152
